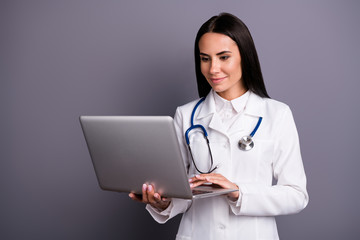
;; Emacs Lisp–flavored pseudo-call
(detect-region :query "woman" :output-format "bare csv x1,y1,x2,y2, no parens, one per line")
130,12,308,239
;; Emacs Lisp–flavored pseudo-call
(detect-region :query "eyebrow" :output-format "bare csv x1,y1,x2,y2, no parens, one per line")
199,51,232,56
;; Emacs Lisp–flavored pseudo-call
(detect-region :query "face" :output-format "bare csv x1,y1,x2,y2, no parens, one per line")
198,32,245,100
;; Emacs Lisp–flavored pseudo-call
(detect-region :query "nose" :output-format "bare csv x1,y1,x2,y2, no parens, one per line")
209,59,220,74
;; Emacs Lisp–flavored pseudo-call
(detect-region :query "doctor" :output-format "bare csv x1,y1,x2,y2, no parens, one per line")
129,12,308,239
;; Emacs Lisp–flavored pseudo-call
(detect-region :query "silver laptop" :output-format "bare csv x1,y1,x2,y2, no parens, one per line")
80,116,237,199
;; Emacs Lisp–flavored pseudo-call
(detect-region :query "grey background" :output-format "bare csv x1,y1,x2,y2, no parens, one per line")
1,0,359,239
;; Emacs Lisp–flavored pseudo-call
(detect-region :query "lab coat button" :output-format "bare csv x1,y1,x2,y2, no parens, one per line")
218,224,226,229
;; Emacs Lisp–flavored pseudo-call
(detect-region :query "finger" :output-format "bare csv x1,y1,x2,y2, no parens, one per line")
201,173,228,181
204,176,235,189
188,176,198,183
155,193,171,203
203,175,225,184
189,174,210,182
205,178,224,186
155,193,168,204
153,193,161,202
194,174,221,181
192,175,218,185
202,173,224,179
190,180,208,188
189,174,208,182
129,193,142,202
130,192,143,200
142,184,149,203
146,184,156,204
154,193,170,202
152,193,171,210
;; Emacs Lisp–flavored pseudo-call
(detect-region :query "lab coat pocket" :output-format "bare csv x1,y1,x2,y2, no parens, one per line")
256,139,275,163
234,138,274,182
237,138,274,161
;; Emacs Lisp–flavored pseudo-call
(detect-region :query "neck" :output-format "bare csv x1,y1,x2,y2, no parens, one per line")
216,88,247,101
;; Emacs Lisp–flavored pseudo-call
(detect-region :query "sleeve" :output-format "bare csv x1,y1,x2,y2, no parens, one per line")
145,107,192,223
228,106,309,216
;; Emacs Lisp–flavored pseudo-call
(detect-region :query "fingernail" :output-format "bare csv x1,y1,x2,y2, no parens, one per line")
188,178,193,182
142,184,147,191
195,175,200,178
148,185,152,191
190,183,193,187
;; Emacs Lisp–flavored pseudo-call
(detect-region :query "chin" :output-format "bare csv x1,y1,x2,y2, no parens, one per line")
212,87,226,94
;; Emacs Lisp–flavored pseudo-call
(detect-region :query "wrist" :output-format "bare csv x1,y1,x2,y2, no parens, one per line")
153,201,170,212
227,184,240,201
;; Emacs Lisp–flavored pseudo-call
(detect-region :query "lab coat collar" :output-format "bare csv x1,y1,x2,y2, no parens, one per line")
213,90,250,114
243,92,265,117
197,90,265,119
195,90,265,135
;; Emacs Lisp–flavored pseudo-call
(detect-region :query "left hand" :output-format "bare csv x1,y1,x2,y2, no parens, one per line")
128,184,171,211
189,173,239,200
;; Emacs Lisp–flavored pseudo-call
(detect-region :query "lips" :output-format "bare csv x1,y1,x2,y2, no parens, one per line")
210,76,227,84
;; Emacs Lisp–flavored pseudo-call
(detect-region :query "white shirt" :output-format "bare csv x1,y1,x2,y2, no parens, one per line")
213,90,249,131
146,90,309,240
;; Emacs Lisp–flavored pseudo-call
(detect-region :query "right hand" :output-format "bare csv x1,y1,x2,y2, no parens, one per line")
128,183,171,211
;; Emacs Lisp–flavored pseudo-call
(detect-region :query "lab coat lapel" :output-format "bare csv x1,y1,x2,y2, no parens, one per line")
227,92,265,136
196,91,227,135
208,114,226,134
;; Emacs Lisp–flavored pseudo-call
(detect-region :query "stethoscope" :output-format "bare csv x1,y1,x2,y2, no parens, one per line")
185,97,262,174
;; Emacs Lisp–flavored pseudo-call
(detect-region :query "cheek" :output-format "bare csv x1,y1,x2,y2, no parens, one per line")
200,63,208,76
228,61,242,77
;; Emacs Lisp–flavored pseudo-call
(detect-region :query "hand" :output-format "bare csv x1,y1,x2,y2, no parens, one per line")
189,173,239,200
128,184,171,211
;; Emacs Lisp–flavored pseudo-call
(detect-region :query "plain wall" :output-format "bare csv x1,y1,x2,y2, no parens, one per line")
1,0,360,239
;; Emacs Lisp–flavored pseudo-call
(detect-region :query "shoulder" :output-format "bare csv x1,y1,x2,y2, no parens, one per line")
246,92,292,119
175,98,203,116
261,97,297,134
250,95,299,139
263,97,291,115
173,97,207,136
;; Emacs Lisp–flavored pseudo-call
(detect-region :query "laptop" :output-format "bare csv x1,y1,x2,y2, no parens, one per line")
79,116,237,199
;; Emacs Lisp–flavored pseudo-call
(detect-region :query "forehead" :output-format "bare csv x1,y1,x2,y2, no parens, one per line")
198,32,238,53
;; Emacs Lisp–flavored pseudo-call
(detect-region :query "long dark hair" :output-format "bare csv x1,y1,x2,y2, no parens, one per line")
194,13,270,98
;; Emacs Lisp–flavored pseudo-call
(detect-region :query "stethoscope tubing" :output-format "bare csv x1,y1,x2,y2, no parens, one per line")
184,96,262,173
185,97,206,145
250,116,262,137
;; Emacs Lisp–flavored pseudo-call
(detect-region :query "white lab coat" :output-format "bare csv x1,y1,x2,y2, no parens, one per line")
146,90,309,240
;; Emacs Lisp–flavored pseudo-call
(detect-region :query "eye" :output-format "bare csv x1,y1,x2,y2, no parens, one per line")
200,56,210,62
220,55,230,61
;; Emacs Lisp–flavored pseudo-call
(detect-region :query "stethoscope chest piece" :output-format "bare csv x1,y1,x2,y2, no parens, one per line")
238,135,254,151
